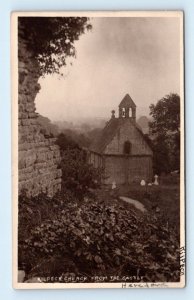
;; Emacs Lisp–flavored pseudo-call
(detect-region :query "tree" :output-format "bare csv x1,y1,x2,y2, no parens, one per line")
149,94,180,136
149,93,180,174
56,133,101,199
56,133,80,150
57,129,91,148
19,17,92,75
60,148,101,200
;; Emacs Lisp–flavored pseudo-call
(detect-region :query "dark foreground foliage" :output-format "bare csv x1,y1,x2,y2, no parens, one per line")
18,190,180,283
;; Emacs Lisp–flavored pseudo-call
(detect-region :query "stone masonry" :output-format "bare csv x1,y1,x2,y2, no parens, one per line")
18,27,62,197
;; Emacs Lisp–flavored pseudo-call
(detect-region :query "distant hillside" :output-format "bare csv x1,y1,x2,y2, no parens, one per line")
137,116,150,134
37,114,58,137
51,116,150,146
54,118,106,134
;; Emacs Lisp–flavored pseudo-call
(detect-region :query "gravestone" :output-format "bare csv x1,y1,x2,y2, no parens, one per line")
154,174,159,185
140,179,146,186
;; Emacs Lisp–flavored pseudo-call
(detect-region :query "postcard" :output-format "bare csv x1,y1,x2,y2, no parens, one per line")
12,11,185,289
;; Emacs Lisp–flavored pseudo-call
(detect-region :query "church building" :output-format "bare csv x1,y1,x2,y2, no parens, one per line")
89,94,153,185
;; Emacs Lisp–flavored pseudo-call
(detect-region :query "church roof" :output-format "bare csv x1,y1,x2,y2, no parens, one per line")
90,117,150,154
119,94,136,108
90,118,120,153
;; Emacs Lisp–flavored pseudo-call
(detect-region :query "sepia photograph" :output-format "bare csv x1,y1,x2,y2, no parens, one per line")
12,11,185,288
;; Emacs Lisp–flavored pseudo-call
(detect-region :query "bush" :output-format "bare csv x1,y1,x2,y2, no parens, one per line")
60,148,102,199
56,133,102,199
18,190,75,271
19,194,180,282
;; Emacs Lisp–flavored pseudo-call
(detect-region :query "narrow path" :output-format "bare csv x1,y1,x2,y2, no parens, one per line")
119,196,146,212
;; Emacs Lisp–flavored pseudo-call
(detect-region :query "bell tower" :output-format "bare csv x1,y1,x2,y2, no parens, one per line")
119,94,136,121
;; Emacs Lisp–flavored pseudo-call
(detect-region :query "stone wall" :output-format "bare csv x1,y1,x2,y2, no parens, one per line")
104,155,153,184
104,119,153,156
18,27,62,198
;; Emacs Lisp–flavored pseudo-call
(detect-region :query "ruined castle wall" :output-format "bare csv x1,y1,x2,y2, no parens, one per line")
18,30,62,198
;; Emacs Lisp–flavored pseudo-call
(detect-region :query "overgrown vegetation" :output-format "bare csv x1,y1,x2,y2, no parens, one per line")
60,148,101,199
56,133,102,199
18,181,180,283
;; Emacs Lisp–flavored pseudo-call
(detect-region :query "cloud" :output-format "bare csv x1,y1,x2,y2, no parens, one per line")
35,16,181,123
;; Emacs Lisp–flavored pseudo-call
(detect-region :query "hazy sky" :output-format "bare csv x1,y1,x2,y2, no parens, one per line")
35,16,181,123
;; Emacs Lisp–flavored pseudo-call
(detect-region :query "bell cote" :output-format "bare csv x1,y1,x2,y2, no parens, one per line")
118,94,136,121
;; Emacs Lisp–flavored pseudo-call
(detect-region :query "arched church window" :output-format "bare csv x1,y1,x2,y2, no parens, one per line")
122,107,125,117
123,141,131,154
129,107,132,117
